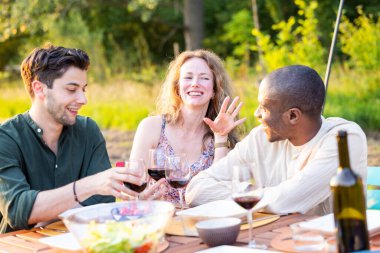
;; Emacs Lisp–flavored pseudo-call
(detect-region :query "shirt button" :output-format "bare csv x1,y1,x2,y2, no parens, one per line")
55,164,58,169
37,128,42,133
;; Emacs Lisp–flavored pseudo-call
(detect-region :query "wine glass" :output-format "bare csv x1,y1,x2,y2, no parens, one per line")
232,164,267,249
165,154,191,210
147,148,167,181
124,159,148,200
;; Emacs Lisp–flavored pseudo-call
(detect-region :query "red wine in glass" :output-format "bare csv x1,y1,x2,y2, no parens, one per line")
233,196,261,210
232,164,267,249
123,182,147,193
148,168,166,181
167,178,189,189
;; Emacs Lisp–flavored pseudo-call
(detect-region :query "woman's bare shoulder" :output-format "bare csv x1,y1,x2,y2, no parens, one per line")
138,115,163,129
130,115,163,159
135,115,163,140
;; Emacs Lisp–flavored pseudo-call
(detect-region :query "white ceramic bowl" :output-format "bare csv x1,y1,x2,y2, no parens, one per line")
63,201,174,253
195,217,241,247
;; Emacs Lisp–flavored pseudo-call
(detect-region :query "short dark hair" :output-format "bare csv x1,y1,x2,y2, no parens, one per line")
20,44,90,98
266,65,326,117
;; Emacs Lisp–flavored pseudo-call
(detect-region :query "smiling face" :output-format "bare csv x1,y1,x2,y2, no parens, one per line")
43,66,87,126
254,78,289,142
178,57,215,109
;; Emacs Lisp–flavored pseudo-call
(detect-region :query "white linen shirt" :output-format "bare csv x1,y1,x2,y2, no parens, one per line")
185,117,367,215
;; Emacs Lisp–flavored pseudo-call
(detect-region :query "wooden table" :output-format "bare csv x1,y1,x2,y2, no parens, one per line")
0,213,313,253
0,214,311,253
165,213,312,252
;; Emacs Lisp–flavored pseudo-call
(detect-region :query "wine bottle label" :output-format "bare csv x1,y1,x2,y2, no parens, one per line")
337,207,365,220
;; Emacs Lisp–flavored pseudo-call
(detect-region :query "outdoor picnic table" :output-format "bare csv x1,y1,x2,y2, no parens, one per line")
1,213,380,253
164,213,313,252
0,213,310,253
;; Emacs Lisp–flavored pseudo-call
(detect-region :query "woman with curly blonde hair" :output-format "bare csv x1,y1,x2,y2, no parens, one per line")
131,49,245,205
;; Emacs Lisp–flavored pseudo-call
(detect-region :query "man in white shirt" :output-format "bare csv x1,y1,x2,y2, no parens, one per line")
186,65,367,215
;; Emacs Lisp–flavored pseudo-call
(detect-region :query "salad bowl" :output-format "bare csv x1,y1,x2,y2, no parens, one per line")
62,201,174,253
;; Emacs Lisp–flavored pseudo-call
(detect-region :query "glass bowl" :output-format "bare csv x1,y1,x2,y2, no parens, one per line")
62,201,174,253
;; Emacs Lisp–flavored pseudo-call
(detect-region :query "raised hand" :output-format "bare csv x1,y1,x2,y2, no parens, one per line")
203,96,246,136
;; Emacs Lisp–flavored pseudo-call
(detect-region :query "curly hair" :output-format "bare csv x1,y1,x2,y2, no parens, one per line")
21,44,90,98
156,49,239,148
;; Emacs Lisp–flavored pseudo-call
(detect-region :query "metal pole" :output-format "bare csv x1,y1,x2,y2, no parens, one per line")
322,0,344,114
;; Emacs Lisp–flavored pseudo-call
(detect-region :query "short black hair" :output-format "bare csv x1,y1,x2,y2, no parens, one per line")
21,44,90,98
266,65,326,117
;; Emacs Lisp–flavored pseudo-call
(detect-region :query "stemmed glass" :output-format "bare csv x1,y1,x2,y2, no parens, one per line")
165,154,191,210
232,164,267,249
147,148,167,181
123,159,148,200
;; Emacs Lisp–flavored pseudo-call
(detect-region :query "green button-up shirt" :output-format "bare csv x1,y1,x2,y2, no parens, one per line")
0,112,115,233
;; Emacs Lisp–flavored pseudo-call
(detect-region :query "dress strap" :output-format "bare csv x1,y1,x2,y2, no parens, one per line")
160,115,167,136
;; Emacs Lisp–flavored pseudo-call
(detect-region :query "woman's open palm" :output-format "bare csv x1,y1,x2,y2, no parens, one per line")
203,96,246,136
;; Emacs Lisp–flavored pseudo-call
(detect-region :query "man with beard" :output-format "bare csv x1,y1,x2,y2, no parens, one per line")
186,65,367,215
0,45,159,233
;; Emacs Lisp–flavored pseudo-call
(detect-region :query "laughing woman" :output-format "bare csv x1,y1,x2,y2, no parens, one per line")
131,49,245,205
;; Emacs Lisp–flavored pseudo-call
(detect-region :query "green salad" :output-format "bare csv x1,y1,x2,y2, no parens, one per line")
81,220,160,253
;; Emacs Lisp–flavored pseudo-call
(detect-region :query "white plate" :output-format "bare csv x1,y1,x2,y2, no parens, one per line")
195,245,281,253
39,232,82,251
177,200,247,220
299,209,380,236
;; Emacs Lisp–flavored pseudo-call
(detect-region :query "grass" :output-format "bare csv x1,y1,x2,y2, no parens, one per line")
0,67,379,132
80,80,158,130
0,85,31,122
323,68,380,130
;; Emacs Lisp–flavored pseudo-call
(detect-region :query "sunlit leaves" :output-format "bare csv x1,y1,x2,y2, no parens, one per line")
250,0,325,74
128,0,161,22
222,9,255,58
340,6,380,70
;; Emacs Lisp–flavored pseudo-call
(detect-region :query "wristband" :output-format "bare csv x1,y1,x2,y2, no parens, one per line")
73,181,85,205
215,141,229,148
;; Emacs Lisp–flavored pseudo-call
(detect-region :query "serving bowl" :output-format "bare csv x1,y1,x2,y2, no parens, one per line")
62,201,174,253
195,217,241,247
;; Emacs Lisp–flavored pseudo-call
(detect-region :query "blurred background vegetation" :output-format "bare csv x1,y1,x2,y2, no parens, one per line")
0,0,379,132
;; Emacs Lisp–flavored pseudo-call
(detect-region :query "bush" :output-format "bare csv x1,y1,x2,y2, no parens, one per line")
251,0,326,74
340,7,380,70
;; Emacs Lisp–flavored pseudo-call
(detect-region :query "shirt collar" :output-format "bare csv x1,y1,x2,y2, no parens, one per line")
23,111,44,137
22,111,70,139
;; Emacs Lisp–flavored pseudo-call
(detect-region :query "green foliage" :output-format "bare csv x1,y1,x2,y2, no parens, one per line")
323,68,380,130
233,79,260,132
0,0,182,84
43,10,110,82
79,80,158,131
339,7,380,71
2,0,379,78
222,9,255,59
128,0,161,22
0,84,30,122
1,0,379,134
2,67,379,132
222,9,255,77
251,0,325,74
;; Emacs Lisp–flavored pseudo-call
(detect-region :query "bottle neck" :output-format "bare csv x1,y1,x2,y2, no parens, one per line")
337,133,351,169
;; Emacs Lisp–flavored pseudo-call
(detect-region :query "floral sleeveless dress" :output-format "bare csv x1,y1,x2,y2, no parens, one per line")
155,116,214,205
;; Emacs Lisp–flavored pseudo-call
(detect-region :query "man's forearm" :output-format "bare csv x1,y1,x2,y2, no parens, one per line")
186,171,231,207
28,175,96,224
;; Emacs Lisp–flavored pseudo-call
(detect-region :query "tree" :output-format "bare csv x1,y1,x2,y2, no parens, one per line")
183,0,204,50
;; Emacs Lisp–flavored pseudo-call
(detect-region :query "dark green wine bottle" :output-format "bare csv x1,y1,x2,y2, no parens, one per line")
330,130,369,253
